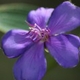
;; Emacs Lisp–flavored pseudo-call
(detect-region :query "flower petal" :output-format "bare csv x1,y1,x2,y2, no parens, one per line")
27,7,54,28
46,34,80,68
1,29,34,58
48,1,80,34
13,43,46,80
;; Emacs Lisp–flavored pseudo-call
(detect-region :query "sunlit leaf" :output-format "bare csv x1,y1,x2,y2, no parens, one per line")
0,3,37,33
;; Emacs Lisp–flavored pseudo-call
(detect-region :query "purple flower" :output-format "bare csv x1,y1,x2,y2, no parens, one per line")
1,1,80,80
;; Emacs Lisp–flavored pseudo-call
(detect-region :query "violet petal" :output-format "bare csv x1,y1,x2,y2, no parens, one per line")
13,43,46,80
46,34,79,68
48,1,80,34
27,7,54,28
1,29,34,58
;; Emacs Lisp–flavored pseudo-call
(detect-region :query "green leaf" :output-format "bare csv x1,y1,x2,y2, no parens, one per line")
0,3,37,33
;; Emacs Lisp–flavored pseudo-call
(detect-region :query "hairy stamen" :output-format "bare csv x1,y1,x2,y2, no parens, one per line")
26,22,50,42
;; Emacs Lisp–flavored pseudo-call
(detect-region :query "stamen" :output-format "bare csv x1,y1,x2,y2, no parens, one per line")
26,22,50,42
25,20,34,27
34,23,42,31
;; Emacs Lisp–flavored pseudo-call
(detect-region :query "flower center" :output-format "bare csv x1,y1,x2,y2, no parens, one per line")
28,23,50,42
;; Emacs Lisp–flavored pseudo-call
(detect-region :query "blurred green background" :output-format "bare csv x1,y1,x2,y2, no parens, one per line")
0,0,80,80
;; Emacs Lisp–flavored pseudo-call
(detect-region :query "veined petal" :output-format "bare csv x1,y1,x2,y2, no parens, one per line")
48,1,80,34
13,43,46,80
66,34,80,47
46,34,79,68
1,29,34,58
27,7,54,28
